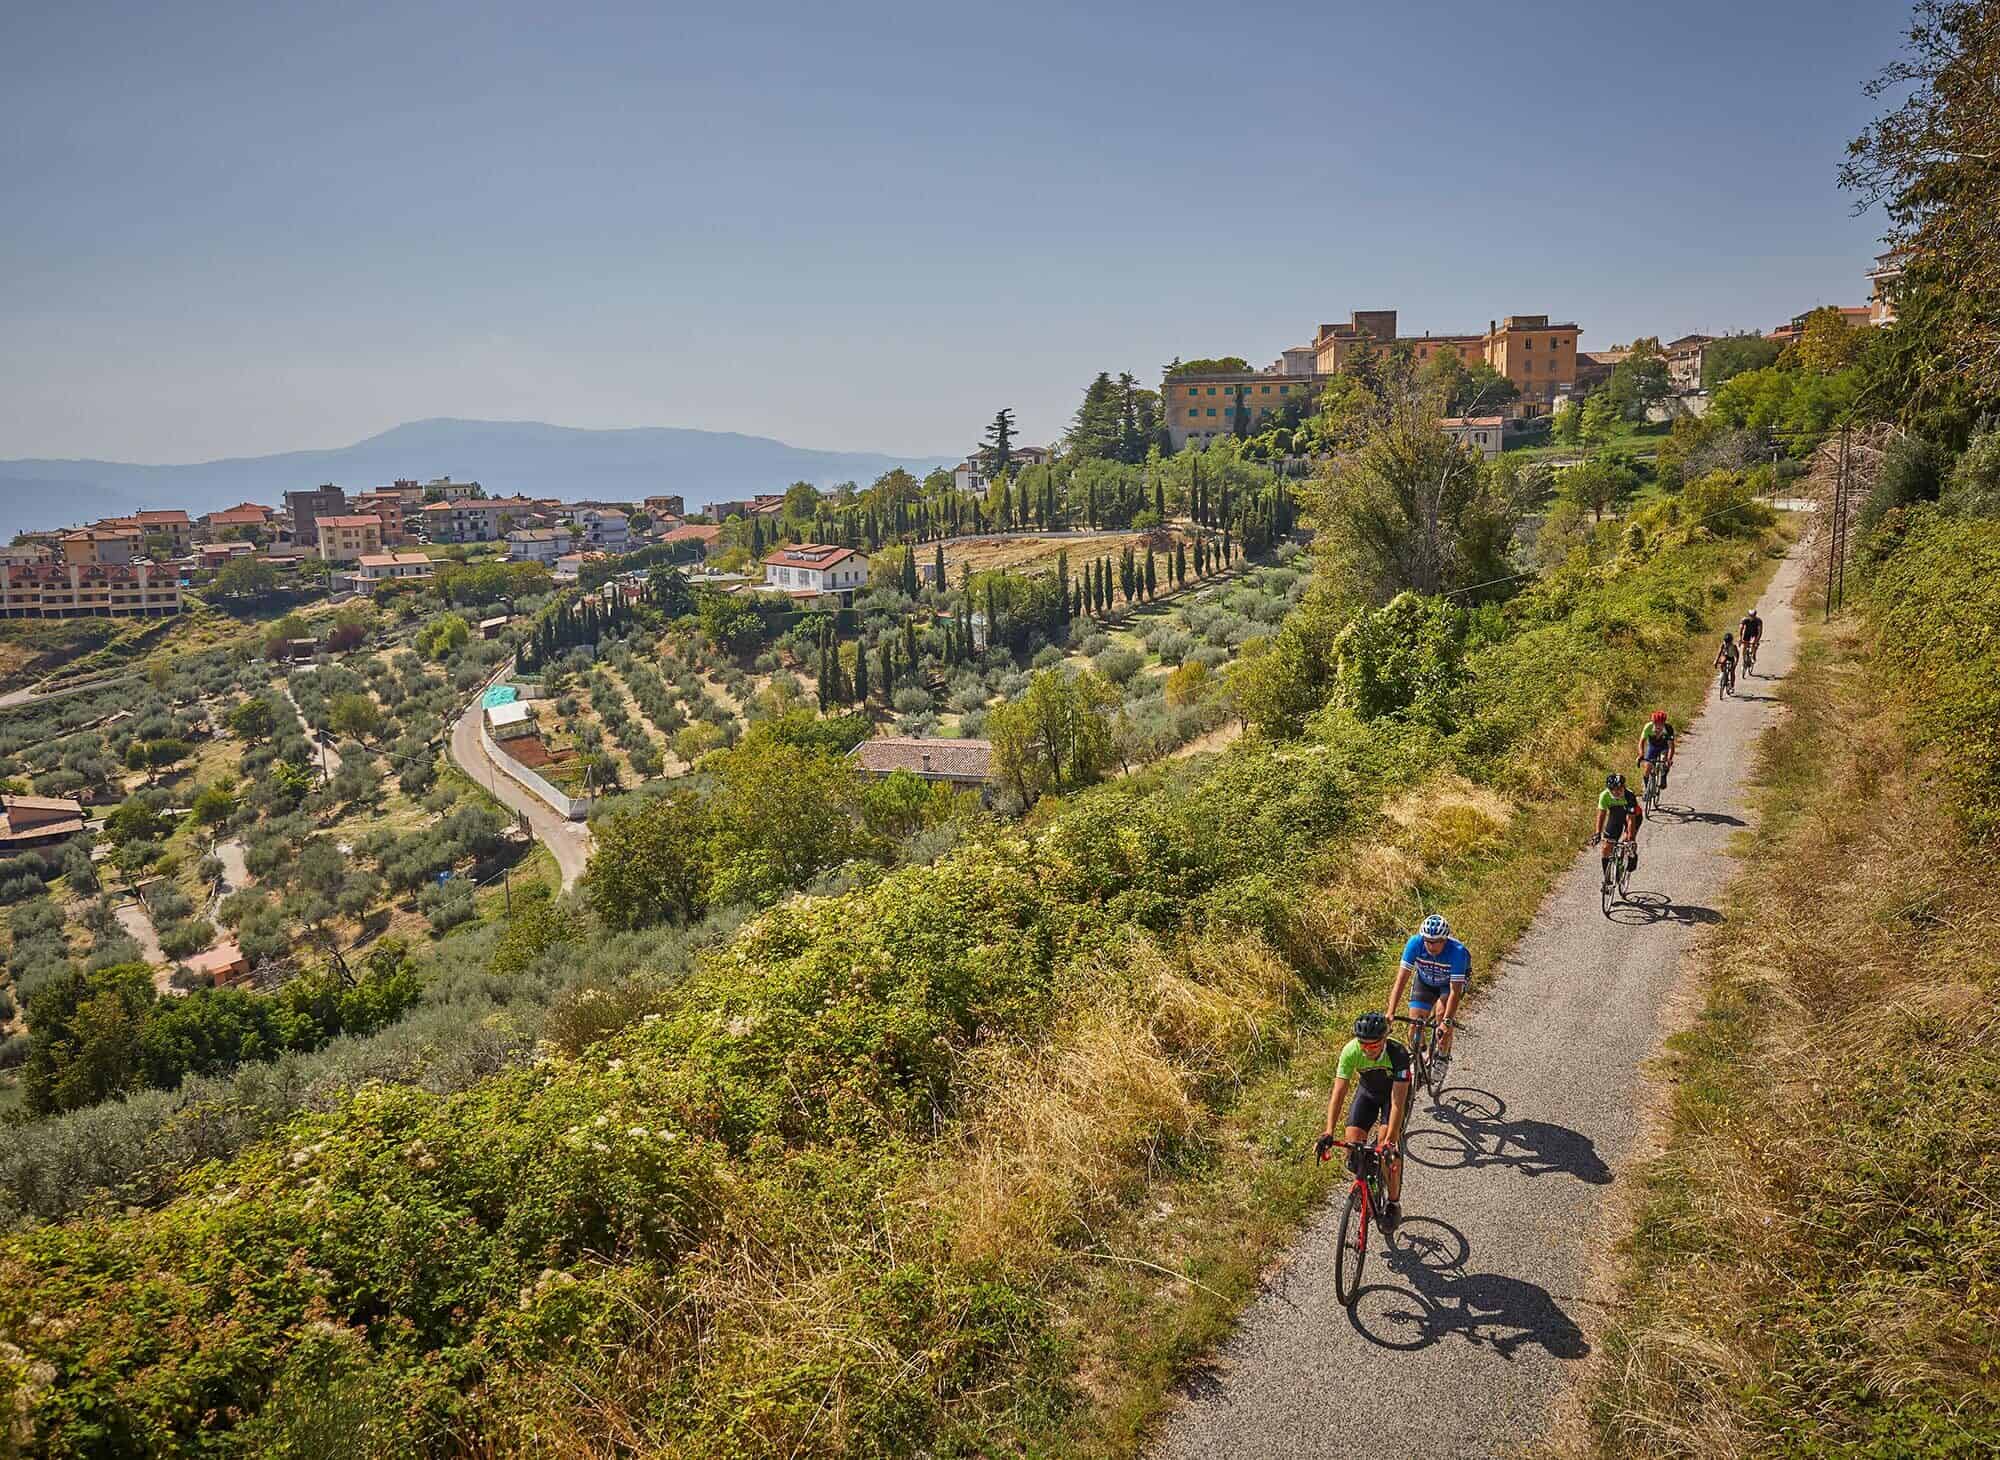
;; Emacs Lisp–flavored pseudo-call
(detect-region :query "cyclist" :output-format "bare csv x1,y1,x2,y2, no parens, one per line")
1384,913,1470,1060
1316,1010,1412,1228
1636,710,1677,792
1715,631,1740,693
1593,771,1644,874
1739,606,1764,674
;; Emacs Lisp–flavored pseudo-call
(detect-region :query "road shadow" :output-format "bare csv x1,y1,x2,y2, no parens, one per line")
1731,692,1780,703
1403,1088,1612,1186
1607,892,1725,928
1653,805,1748,828
1345,1217,1590,1360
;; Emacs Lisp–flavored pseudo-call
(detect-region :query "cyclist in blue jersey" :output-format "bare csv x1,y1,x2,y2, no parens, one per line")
1384,913,1471,1059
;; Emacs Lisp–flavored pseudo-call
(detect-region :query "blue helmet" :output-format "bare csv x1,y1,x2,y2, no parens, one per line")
1420,914,1450,940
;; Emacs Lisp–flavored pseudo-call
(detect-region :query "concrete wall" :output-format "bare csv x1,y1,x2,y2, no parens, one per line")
478,714,590,821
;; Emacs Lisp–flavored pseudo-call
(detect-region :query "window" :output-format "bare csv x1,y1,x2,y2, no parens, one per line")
1525,337,1533,349
1207,387,1217,395
1260,384,1270,393
1206,408,1217,417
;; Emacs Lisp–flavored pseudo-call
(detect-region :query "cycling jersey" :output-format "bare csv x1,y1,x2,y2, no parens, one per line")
1337,1036,1411,1132
1600,787,1641,836
1640,722,1675,761
1740,615,1763,641
1400,934,1470,1008
1336,1036,1412,1094
1718,641,1740,664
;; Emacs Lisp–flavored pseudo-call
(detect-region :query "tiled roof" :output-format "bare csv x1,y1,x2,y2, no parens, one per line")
763,544,859,571
851,737,994,780
661,524,722,542
318,515,383,529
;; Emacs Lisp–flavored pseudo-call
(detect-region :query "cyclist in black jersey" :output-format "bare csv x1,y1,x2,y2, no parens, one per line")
1739,607,1764,674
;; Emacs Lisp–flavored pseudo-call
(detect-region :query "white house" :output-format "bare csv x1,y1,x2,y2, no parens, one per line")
762,544,867,600
577,510,630,553
507,526,573,564
353,552,435,593
1439,415,1505,460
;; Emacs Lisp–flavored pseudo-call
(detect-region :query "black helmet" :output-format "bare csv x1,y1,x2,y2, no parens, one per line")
1354,1011,1390,1042
1606,771,1625,790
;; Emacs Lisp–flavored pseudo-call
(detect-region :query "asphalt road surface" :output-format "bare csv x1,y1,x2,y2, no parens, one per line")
448,693,592,891
1154,553,1802,1460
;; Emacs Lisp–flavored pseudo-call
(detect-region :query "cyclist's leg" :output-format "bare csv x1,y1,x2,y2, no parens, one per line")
1436,985,1462,1056
1344,1087,1384,1175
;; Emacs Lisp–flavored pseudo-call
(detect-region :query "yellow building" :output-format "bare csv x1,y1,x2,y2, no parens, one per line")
58,528,140,566
1310,309,1582,416
1165,368,1323,448
316,514,385,563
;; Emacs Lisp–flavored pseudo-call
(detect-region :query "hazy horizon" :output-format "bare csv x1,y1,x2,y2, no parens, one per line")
4,0,1897,464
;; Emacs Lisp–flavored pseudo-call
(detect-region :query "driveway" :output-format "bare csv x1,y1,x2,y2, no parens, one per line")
448,693,592,892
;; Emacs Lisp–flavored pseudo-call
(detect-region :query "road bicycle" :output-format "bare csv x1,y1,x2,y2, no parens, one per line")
1395,1012,1451,1101
1325,1136,1397,1307
1718,658,1737,697
1742,638,1759,676
1642,758,1665,813
1596,835,1634,916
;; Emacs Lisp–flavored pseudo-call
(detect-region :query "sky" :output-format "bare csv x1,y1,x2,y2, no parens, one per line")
1,0,1906,465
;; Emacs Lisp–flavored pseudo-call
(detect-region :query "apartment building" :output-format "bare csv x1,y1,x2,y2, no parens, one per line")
315,514,385,563
426,478,485,501
577,510,630,553
201,503,274,539
58,528,140,566
1868,251,1906,326
507,526,574,563
0,543,55,567
285,485,347,548
644,494,685,517
350,492,413,545
0,562,184,618
421,500,504,543
94,510,194,552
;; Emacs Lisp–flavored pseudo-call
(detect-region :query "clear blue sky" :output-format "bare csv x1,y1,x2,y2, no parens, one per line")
1,0,1902,464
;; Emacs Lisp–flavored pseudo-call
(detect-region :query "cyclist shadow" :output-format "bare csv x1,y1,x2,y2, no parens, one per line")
1607,893,1724,928
1405,1086,1613,1186
1345,1216,1590,1360
1653,806,1747,828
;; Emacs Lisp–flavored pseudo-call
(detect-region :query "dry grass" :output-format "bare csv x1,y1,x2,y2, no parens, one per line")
1582,614,2000,1458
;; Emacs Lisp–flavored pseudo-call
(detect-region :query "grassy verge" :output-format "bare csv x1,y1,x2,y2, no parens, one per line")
1034,530,1793,1454
1580,603,2000,1455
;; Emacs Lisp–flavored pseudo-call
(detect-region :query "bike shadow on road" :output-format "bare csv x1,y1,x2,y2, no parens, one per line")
1652,805,1749,828
1606,892,1724,929
1402,1086,1613,1187
1343,1216,1591,1360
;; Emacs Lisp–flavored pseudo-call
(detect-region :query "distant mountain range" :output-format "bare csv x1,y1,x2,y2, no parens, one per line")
0,419,955,542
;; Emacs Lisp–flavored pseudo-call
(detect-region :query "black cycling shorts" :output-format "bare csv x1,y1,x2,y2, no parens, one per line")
1603,812,1634,842
1346,1082,1403,1134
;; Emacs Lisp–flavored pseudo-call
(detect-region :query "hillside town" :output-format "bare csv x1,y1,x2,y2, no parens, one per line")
0,257,1897,625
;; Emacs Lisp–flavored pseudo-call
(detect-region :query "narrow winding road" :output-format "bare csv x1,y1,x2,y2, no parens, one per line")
1154,552,1803,1459
447,694,592,891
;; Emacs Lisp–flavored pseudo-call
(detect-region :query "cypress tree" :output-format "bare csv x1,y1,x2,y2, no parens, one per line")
1154,475,1166,521
854,639,869,705
1175,540,1187,585
1144,548,1156,599
933,541,946,593
1056,549,1070,622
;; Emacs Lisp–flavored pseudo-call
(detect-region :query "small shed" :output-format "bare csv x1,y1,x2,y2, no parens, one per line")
485,700,537,740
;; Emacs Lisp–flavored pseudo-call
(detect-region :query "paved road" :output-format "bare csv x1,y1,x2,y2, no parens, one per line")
1154,554,1803,1460
447,695,592,891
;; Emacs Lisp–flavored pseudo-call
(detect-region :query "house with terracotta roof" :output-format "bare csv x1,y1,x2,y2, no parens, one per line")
201,503,275,540
422,500,504,543
94,510,194,552
59,528,140,566
763,543,866,600
352,552,434,593
0,794,87,846
851,737,994,793
660,523,722,562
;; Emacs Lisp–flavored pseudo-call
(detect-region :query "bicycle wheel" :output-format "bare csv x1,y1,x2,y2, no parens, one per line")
1334,1182,1368,1307
1600,860,1615,917
1425,1030,1449,1100
1616,846,1631,900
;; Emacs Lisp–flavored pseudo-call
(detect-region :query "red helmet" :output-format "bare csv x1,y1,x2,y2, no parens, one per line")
1651,711,1667,724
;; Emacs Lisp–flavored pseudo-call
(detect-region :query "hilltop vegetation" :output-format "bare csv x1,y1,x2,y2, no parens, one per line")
0,442,1782,1451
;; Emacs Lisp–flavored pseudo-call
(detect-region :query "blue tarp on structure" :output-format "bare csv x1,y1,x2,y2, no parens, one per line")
481,684,518,709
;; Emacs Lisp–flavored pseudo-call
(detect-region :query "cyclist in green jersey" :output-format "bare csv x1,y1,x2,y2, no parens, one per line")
1316,1011,1413,1226
1593,771,1644,873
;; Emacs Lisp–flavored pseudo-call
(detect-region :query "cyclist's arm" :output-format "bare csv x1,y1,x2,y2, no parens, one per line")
1322,1076,1351,1138
1593,807,1607,840
1385,961,1413,1016
1440,979,1464,1028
